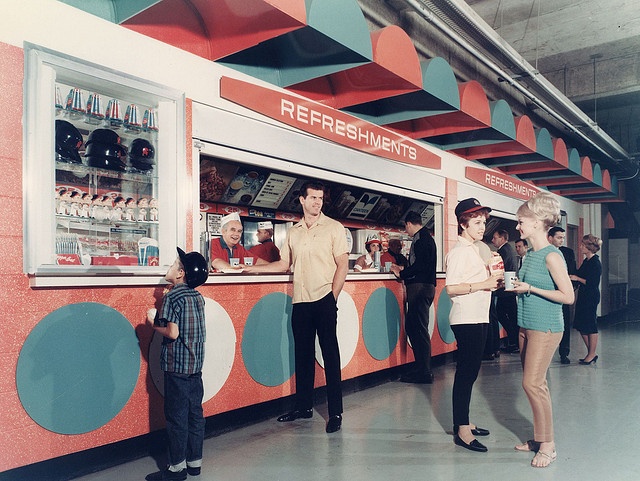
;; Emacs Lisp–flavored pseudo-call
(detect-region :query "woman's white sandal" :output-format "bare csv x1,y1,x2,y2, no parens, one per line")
531,450,557,468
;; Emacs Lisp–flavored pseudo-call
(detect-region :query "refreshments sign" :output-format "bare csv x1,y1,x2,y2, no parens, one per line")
466,166,538,200
220,76,441,170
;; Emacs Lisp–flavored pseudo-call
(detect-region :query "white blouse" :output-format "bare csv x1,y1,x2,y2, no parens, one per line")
445,236,492,325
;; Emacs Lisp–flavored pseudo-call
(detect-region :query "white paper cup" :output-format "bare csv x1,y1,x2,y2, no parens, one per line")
504,271,518,290
244,257,254,266
230,257,240,267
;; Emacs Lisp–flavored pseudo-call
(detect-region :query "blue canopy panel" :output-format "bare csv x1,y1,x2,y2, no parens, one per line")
517,147,584,184
59,0,162,23
471,127,554,168
424,100,515,150
217,0,373,87
339,58,460,125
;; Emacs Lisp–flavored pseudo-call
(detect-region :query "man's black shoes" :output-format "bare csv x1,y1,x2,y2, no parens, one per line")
145,468,187,481
400,371,434,384
453,435,488,453
277,409,313,422
187,466,201,476
326,415,342,433
454,425,490,437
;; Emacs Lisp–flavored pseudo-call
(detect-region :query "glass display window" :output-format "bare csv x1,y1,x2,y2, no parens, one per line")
196,145,444,273
24,46,186,285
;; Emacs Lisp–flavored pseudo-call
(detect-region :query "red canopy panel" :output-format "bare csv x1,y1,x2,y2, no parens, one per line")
122,0,307,61
288,26,423,109
581,156,595,182
567,181,625,203
500,137,569,175
602,169,612,191
524,147,584,188
387,81,490,140
605,211,616,229
532,155,596,187
547,167,614,197
453,115,536,159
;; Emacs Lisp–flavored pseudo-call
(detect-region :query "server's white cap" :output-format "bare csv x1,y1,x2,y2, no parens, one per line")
221,212,241,227
257,221,273,229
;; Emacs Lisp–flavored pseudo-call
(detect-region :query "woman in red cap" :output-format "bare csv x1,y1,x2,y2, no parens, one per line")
354,234,382,271
445,198,502,453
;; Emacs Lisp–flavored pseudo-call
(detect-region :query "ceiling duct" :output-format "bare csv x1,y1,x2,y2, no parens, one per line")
395,0,636,175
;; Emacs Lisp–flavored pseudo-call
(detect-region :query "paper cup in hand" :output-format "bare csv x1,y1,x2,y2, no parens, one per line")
504,271,518,290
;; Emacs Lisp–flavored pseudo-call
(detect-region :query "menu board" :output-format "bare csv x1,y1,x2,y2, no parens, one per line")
207,213,223,235
365,194,411,225
219,167,269,205
199,155,434,228
347,192,381,220
276,178,309,214
325,185,363,219
251,173,296,209
200,157,239,202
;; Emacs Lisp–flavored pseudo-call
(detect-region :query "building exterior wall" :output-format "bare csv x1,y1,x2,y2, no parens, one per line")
0,2,600,472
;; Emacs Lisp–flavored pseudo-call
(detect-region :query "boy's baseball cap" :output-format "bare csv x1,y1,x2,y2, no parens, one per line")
177,247,209,288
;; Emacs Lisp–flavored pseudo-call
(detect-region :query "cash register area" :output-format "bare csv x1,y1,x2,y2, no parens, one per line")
55,307,639,481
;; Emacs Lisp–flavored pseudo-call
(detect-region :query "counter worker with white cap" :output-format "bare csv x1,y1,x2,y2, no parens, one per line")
354,234,381,271
145,248,209,481
210,212,267,271
248,221,281,262
244,180,349,434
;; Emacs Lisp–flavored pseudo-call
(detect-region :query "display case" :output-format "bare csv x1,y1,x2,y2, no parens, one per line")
54,158,158,267
24,46,186,285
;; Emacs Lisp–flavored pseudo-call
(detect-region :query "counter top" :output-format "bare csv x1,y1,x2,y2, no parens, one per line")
30,271,446,288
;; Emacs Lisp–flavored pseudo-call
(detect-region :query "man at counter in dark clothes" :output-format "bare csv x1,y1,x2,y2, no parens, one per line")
381,237,408,268
491,229,519,354
548,226,578,364
390,211,437,384
249,221,280,262
515,238,528,271
244,180,349,433
210,213,267,271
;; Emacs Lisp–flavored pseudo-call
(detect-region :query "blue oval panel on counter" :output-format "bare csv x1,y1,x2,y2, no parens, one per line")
16,302,140,434
436,289,456,344
363,287,401,360
242,292,295,387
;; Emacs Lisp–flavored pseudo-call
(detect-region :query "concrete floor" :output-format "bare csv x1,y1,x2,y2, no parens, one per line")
74,310,640,481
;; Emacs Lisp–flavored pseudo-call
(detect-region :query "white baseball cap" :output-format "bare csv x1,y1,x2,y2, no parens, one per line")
257,221,273,229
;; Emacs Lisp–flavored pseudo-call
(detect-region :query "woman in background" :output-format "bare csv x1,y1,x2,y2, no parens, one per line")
354,235,381,271
510,192,574,468
571,234,603,364
445,198,502,453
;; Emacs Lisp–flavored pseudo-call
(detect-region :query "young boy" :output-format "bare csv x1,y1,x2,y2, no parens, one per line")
146,248,209,481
